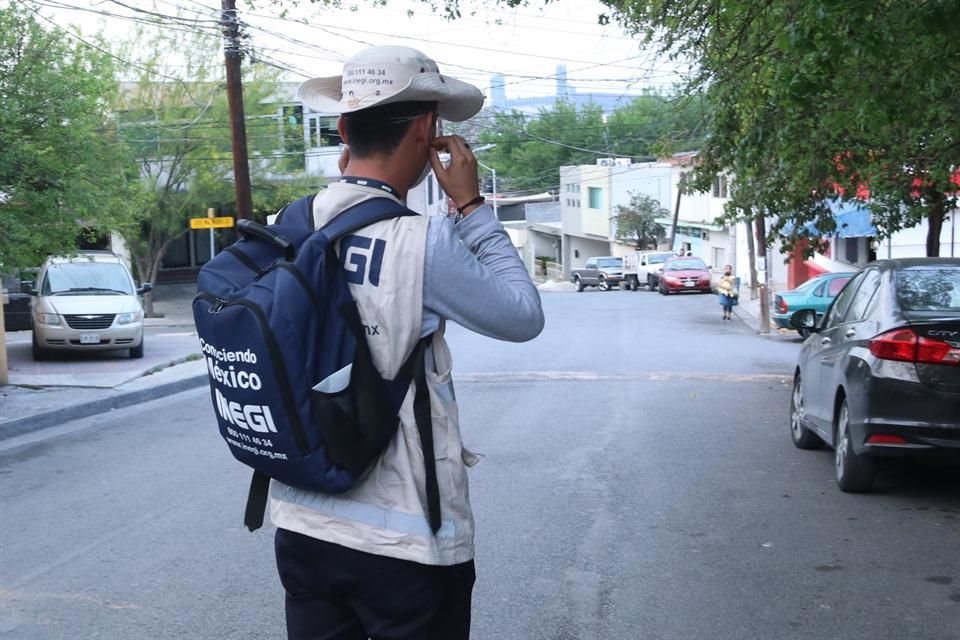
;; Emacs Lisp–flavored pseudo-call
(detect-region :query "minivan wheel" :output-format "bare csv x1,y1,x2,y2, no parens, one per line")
32,334,50,361
834,399,876,492
130,336,144,359
790,374,822,450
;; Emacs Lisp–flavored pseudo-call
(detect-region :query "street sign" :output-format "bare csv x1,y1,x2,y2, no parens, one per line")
190,216,234,230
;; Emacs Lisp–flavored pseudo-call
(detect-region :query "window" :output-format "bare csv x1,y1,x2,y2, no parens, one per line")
711,247,725,269
666,258,708,271
897,268,960,311
842,237,860,265
712,175,729,199
845,269,881,322
585,260,597,269
824,272,864,327
588,187,603,209
828,276,851,297
42,262,134,295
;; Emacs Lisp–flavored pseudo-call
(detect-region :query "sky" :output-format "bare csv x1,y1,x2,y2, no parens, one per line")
30,0,688,101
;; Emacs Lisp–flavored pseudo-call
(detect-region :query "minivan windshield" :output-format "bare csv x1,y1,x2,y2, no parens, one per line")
897,268,960,312
666,258,707,271
42,262,134,295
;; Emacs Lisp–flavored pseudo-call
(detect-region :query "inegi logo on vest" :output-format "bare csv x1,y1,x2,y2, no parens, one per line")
342,235,386,286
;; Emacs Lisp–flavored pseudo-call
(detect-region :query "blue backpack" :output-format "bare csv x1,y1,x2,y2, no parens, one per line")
193,195,441,533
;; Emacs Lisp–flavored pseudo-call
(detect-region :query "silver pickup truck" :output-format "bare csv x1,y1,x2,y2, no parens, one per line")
569,256,624,292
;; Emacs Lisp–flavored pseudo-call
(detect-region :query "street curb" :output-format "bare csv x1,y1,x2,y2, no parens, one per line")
0,373,208,441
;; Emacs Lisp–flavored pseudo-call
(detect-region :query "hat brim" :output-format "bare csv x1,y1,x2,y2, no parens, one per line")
298,72,484,122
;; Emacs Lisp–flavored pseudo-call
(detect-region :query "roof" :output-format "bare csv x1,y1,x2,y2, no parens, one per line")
782,200,877,238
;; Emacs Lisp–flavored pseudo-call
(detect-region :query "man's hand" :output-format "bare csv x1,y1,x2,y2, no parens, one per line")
429,135,483,216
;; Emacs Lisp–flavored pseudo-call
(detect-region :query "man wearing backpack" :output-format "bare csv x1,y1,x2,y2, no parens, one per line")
270,45,545,639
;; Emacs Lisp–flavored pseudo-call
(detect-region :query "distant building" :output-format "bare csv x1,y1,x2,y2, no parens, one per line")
489,65,638,115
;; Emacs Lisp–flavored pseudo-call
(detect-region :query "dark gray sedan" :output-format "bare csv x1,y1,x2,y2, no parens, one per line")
789,258,960,491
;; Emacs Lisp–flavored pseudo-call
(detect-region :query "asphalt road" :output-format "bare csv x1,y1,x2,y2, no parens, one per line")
1,290,958,640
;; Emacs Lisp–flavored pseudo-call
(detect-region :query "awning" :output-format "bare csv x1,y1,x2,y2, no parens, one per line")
782,200,877,238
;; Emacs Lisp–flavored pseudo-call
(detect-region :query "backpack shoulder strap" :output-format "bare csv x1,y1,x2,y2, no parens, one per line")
319,197,417,242
275,193,316,229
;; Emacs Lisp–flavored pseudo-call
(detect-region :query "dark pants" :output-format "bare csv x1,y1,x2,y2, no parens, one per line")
275,528,476,640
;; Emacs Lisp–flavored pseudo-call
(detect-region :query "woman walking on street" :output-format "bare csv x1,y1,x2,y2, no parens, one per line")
717,265,738,321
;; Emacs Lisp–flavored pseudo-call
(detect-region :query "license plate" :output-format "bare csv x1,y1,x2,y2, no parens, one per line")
685,281,695,287
80,333,100,344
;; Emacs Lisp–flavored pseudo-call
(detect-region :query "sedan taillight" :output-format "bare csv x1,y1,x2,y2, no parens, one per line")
869,328,960,365
776,297,788,314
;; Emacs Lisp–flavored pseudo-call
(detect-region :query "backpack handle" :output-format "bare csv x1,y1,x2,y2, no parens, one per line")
237,219,295,261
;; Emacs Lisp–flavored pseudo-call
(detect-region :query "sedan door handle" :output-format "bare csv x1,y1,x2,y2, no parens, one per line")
821,337,832,346
845,328,857,338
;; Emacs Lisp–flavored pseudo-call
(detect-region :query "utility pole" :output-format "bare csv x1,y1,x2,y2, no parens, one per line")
221,0,253,220
755,216,771,334
0,286,8,385
668,172,685,251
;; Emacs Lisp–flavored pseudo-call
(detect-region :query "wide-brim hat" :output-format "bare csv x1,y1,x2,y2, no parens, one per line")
297,45,484,122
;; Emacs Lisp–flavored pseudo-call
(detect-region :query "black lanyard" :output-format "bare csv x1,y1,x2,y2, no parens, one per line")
338,176,400,199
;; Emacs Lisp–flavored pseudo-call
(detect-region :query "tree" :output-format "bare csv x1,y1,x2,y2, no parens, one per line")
116,25,318,315
475,101,607,193
604,92,706,159
599,0,960,256
612,192,667,249
0,4,139,272
469,94,707,195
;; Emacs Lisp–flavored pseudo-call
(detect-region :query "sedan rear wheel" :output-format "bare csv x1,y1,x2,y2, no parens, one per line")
834,399,876,492
790,374,822,450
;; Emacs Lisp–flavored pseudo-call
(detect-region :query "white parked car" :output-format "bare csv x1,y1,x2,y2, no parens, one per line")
30,252,152,360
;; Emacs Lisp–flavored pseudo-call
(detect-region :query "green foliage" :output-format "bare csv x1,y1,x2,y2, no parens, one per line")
612,192,667,249
0,4,139,272
600,0,960,256
472,94,706,194
115,25,318,313
474,101,605,193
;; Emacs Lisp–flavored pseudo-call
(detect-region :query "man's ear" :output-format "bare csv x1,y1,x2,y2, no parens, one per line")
336,116,348,143
413,112,435,144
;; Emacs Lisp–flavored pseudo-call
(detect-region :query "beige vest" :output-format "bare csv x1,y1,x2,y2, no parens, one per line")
269,183,476,566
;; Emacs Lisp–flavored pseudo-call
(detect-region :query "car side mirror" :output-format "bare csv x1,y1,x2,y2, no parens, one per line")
790,309,820,333
137,282,153,295
21,281,36,295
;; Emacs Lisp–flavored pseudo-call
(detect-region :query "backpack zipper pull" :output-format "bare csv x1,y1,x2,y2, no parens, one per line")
208,298,227,314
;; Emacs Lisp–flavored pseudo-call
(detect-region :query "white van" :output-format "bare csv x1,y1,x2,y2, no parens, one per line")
30,252,152,360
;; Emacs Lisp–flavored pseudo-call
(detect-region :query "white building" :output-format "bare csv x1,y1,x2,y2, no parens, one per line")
558,155,734,274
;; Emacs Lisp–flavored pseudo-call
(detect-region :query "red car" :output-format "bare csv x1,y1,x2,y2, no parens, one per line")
658,256,713,294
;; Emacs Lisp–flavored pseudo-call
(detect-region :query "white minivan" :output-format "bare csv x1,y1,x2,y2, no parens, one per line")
30,252,152,360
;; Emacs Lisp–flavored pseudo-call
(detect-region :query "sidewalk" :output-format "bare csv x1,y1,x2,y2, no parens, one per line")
1,283,207,440
732,288,797,338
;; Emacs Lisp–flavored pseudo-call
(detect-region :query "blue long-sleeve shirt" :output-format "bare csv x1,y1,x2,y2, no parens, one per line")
421,205,544,342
